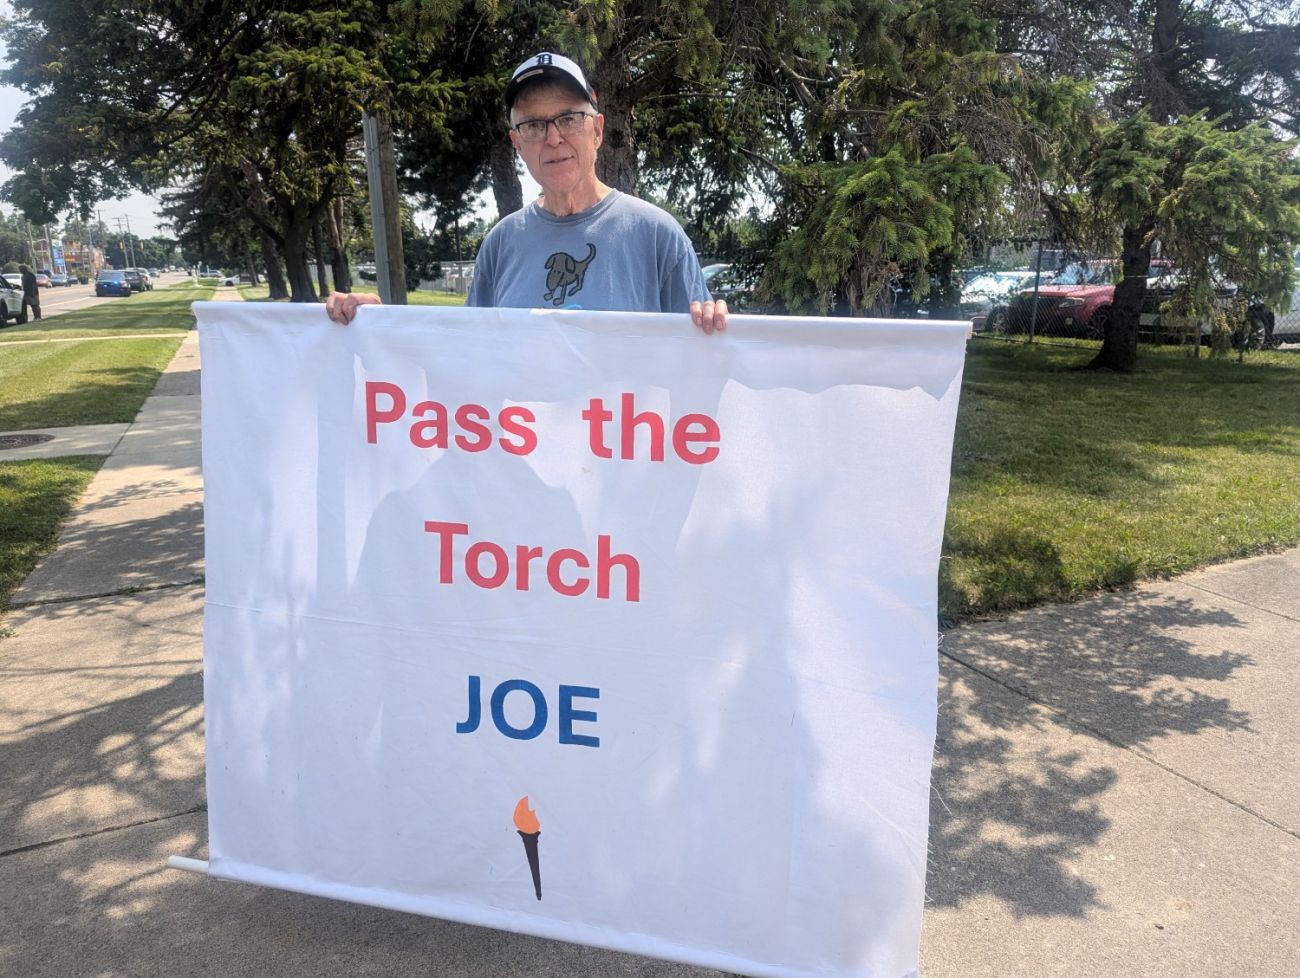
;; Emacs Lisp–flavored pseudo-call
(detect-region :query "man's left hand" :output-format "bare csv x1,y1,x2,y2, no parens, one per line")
691,299,728,334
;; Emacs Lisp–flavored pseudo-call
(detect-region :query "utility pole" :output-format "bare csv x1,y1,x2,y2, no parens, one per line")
362,110,407,304
124,216,137,268
113,217,137,269
96,209,104,273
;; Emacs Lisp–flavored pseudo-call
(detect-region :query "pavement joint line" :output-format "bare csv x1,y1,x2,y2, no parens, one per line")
1177,578,1300,626
937,645,1300,844
0,805,207,860
6,577,205,611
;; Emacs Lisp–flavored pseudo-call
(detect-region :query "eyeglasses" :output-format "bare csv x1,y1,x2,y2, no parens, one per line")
512,111,595,143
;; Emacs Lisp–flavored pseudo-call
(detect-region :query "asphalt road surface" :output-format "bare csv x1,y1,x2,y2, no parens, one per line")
28,273,196,321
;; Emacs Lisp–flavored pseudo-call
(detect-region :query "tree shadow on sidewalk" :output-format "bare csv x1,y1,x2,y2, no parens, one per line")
927,587,1252,917
0,590,205,854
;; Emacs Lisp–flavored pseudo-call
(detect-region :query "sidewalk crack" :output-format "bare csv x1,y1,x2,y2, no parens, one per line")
1177,580,1300,626
0,805,207,859
7,578,205,610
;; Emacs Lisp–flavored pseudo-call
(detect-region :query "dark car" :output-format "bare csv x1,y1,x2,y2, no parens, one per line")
96,270,132,297
123,268,145,292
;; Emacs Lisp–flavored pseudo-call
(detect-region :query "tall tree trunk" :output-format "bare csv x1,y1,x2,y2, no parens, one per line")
1151,0,1186,123
1088,222,1152,372
312,220,330,296
260,231,289,300
593,60,638,193
489,134,524,218
326,196,351,292
282,216,318,303
245,249,260,287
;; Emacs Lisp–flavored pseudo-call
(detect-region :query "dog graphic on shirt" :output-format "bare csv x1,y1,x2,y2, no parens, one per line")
543,244,596,306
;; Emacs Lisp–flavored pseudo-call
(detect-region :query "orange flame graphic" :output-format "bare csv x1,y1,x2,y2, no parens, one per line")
513,795,541,833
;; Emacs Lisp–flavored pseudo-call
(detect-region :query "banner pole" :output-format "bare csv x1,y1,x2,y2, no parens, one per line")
166,855,210,874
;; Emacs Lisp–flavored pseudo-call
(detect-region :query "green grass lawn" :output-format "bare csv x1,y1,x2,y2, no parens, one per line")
942,340,1300,621
0,456,100,612
3,285,1300,624
0,284,202,428
0,283,213,343
238,282,467,306
0,337,186,429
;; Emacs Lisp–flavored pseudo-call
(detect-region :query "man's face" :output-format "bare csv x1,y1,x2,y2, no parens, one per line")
509,85,604,197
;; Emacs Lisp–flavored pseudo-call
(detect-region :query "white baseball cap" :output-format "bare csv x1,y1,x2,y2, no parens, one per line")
505,52,598,111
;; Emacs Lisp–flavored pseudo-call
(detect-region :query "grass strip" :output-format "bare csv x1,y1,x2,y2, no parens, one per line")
0,284,213,343
942,340,1300,621
0,337,185,430
0,456,100,613
237,283,467,306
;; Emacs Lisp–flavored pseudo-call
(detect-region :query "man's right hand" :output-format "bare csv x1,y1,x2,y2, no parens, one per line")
326,291,382,325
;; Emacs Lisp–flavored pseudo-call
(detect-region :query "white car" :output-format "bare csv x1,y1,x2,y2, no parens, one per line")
0,279,27,326
963,270,1053,330
1272,272,1300,345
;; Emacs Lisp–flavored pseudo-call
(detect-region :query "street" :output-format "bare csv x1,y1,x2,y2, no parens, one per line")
30,273,195,320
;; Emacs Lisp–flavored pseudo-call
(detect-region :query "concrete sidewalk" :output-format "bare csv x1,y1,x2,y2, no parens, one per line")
2,305,1297,976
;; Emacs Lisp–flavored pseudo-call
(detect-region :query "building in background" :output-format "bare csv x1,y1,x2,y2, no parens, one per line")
60,241,104,279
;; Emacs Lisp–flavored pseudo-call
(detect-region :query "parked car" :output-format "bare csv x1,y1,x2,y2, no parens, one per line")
50,273,70,287
99,270,134,297
701,262,758,311
1274,271,1300,345
0,278,27,325
136,268,154,290
35,271,52,287
998,260,1174,338
123,268,146,292
1134,268,1295,349
2,273,23,290
221,274,240,286
148,267,160,278
964,271,1046,330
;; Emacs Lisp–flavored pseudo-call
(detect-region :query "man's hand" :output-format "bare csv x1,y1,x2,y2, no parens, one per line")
326,291,382,325
690,298,728,334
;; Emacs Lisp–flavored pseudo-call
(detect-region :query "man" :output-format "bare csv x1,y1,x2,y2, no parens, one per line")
328,51,726,333
19,264,41,321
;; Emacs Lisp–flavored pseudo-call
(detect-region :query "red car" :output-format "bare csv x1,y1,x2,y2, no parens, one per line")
1000,260,1174,338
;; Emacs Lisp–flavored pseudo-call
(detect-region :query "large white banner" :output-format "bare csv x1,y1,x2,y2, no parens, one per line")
196,301,967,978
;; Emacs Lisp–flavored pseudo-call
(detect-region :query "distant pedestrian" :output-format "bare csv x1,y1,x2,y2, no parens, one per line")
19,264,41,321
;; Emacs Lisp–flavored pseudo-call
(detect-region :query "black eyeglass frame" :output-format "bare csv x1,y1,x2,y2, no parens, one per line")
511,110,597,142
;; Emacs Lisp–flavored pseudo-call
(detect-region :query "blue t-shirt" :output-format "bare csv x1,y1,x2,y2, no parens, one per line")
467,191,710,313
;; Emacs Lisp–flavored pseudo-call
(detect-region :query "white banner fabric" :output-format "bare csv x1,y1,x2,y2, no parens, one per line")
196,301,968,978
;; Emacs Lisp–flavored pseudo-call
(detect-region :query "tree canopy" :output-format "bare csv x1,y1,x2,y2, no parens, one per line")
1,0,1297,346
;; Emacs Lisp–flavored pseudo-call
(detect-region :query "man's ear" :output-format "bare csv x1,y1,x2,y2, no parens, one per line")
592,112,605,150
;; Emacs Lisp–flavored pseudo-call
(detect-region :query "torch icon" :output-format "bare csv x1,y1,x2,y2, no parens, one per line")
514,796,542,900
